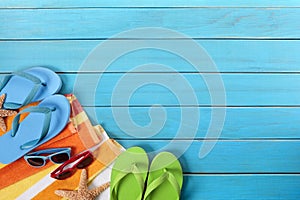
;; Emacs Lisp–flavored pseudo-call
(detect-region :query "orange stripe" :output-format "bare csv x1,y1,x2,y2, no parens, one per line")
1,165,58,199
0,125,84,190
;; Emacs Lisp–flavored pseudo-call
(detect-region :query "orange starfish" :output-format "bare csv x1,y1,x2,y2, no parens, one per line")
55,169,110,200
0,94,17,132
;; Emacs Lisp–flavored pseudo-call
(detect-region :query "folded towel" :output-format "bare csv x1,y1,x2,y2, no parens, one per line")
0,94,123,199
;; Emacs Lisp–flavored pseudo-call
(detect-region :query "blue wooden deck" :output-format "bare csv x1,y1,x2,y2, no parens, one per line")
1,1,300,199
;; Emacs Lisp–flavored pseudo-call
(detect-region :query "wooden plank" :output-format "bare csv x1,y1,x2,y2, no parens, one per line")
59,73,300,106
0,8,299,39
1,0,300,8
1,40,300,73
86,107,300,139
182,174,300,199
117,140,300,173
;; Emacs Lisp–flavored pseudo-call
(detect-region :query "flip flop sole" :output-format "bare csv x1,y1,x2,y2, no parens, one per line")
145,152,183,200
0,95,70,164
1,67,62,108
110,146,149,200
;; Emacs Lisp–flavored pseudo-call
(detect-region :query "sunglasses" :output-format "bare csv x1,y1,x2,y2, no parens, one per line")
24,148,71,168
50,150,94,180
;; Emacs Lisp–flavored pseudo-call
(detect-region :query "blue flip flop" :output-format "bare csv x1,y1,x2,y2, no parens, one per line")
0,94,70,164
0,67,62,109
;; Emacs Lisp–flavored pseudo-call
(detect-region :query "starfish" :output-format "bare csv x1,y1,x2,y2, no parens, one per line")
0,94,17,132
55,169,110,200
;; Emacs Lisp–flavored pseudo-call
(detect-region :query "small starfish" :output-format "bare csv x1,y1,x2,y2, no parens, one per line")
55,169,110,200
0,94,17,132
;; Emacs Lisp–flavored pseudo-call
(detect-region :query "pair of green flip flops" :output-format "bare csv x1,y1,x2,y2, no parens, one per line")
110,147,183,200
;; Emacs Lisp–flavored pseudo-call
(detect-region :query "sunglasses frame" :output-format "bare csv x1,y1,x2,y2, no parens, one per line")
24,147,71,168
50,150,94,180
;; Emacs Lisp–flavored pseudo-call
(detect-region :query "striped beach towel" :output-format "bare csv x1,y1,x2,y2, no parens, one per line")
0,94,124,200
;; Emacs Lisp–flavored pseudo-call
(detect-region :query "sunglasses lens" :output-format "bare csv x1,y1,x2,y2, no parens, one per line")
56,171,72,180
27,158,45,167
51,153,70,164
77,156,93,169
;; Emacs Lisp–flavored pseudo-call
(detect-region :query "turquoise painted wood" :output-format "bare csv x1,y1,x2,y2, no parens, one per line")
181,175,300,199
118,140,300,173
58,73,300,106
1,40,300,72
87,107,300,139
0,1,299,199
1,0,300,8
0,8,300,39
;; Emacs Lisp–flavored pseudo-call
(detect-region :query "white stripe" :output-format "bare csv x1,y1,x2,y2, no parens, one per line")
16,174,55,200
90,163,114,200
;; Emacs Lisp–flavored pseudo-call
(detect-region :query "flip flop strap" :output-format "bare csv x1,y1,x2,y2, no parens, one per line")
0,71,46,109
111,164,145,200
11,106,53,150
144,169,181,199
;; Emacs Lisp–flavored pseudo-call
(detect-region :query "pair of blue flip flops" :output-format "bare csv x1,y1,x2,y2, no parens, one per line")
0,67,70,164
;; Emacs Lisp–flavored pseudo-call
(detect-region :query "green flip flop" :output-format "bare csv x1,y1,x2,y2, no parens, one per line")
110,146,149,200
143,152,183,200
